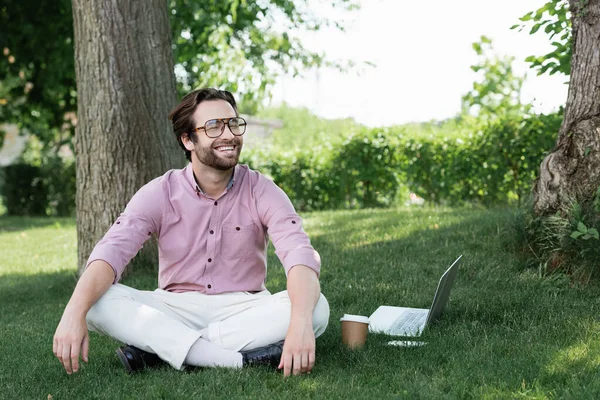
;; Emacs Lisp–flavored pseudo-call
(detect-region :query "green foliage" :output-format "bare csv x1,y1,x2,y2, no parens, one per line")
171,0,358,111
0,0,358,216
0,0,357,149
1,164,47,216
0,0,76,150
243,128,402,210
462,36,527,118
244,107,562,210
10,103,563,215
0,59,32,133
243,144,339,211
42,156,76,217
408,112,561,205
0,106,562,215
513,0,571,77
571,221,599,240
515,190,600,283
332,128,401,208
0,157,75,217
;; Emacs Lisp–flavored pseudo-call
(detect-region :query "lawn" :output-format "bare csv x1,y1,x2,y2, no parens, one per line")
2,207,600,399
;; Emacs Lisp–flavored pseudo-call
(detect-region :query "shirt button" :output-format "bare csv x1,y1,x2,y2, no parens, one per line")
214,201,218,206
209,230,214,234
208,258,212,263
236,226,240,231
292,221,296,224
207,284,212,289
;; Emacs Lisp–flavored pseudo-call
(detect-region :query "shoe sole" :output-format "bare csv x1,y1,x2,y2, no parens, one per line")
116,348,134,374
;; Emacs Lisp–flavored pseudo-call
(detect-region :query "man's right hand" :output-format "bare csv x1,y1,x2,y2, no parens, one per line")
53,311,89,374
51,261,115,374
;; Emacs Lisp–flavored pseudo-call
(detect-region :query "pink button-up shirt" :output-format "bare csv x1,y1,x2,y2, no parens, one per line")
86,164,321,294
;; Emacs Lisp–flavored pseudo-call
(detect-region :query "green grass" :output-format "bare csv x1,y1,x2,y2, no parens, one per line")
3,208,600,399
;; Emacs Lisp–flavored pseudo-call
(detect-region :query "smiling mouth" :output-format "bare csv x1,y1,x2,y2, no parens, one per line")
214,145,236,152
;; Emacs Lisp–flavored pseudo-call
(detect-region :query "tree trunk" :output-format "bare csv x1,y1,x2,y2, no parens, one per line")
533,0,600,215
72,0,184,274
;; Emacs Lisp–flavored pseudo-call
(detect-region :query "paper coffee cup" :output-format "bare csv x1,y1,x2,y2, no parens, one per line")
340,314,370,349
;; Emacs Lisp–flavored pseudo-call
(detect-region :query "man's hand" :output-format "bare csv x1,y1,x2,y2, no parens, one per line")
51,261,114,374
53,312,89,374
281,265,321,377
278,318,315,377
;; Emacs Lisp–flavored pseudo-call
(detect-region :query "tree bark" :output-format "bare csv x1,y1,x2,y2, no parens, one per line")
72,0,184,273
533,0,600,215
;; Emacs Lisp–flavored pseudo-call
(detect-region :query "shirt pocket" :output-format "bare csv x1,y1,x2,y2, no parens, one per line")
221,223,257,261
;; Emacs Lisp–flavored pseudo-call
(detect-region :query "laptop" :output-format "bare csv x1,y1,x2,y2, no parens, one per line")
368,255,462,337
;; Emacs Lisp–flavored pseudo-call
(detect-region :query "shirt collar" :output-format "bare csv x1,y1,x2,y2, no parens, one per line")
185,163,236,196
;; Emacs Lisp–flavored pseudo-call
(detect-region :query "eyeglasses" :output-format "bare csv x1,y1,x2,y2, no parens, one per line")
191,117,247,138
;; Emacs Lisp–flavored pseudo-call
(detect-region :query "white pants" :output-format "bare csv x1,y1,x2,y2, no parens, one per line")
86,283,330,370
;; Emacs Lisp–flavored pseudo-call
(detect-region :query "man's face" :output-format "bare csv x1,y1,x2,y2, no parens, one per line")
187,100,243,170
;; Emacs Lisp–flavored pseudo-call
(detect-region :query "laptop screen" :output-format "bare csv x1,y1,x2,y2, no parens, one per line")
425,255,462,324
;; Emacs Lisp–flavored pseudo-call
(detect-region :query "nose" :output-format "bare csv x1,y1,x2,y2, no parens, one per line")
222,124,236,139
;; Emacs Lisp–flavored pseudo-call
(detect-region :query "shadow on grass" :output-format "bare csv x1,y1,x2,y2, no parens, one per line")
0,216,75,233
0,270,78,310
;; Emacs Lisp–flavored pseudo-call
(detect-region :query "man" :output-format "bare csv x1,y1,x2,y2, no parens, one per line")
52,88,330,377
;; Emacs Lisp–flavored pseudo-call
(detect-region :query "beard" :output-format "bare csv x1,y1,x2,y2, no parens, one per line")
194,137,243,170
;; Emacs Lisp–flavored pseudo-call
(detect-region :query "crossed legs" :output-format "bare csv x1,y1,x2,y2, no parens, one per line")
86,284,330,370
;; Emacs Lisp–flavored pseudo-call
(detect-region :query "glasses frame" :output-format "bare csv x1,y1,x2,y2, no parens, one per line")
191,117,247,139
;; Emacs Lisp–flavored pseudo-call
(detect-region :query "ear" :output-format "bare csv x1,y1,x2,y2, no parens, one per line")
182,134,195,151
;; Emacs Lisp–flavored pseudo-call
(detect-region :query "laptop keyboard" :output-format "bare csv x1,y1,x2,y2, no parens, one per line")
388,310,427,335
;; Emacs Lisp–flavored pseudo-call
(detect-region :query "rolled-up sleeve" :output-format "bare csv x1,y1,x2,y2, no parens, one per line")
85,178,164,282
256,179,320,276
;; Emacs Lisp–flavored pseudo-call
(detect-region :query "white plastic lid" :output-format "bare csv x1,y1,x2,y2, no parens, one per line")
340,314,370,324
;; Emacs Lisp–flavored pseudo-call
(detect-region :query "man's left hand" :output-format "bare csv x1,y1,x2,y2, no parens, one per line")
278,318,315,377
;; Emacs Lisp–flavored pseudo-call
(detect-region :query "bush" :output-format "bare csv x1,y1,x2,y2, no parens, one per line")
43,156,76,216
0,109,562,215
332,128,400,208
1,164,48,216
0,157,76,216
242,143,342,211
397,111,562,206
244,110,562,211
243,129,403,211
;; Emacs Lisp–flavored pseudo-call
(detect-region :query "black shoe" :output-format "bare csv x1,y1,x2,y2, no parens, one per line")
116,346,164,373
241,340,285,369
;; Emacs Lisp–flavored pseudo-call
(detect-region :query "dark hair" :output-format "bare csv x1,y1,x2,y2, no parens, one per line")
169,88,238,162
